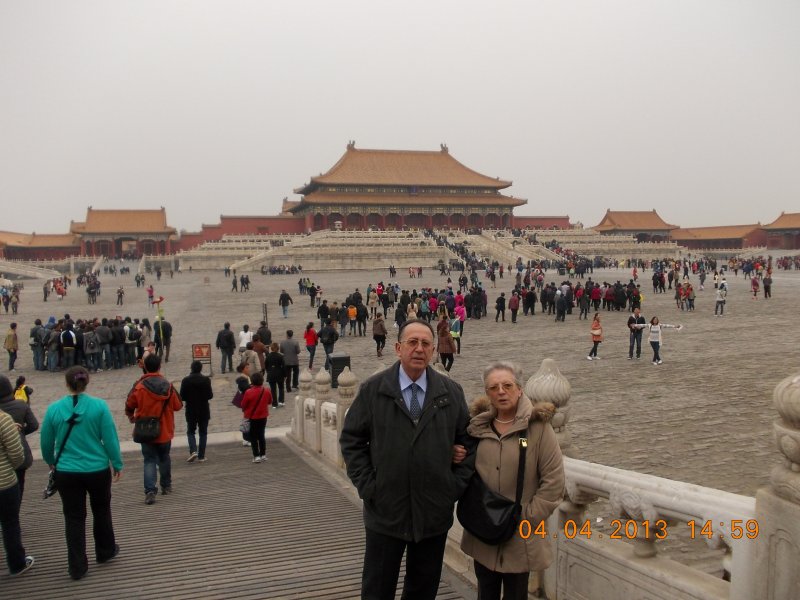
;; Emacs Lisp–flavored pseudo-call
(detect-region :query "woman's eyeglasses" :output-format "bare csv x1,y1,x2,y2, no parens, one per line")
486,382,517,393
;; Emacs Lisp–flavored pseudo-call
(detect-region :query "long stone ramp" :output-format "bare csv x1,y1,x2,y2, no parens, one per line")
5,439,470,599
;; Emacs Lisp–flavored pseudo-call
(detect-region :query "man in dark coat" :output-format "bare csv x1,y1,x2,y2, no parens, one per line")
215,322,236,374
340,319,474,600
179,361,213,462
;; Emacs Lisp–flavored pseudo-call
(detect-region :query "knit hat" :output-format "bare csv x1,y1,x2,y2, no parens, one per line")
0,375,13,401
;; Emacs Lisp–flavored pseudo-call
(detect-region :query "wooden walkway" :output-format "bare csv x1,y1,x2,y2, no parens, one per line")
5,439,472,599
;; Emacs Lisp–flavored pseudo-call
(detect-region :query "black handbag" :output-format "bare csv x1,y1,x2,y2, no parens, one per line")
132,392,171,443
457,431,527,545
43,396,79,500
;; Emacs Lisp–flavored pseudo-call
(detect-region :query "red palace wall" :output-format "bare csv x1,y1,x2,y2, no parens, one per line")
174,216,306,251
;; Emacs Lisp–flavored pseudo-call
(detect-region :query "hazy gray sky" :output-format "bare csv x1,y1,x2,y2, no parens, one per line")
1,1,798,234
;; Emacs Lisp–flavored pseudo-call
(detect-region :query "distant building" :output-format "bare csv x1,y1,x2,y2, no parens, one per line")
593,209,677,241
670,224,767,250
70,207,177,256
763,212,800,250
286,142,527,230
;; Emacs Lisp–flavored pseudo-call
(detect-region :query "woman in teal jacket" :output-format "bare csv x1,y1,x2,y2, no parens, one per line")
40,366,123,580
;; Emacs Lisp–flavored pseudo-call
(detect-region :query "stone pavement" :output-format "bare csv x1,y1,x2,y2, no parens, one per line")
2,439,471,599
7,265,796,497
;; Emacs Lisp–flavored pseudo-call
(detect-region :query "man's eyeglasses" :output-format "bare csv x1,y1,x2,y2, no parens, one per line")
486,382,517,393
400,338,433,349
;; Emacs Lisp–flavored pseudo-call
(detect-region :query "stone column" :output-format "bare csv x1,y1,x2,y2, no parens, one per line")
753,372,800,599
335,367,358,469
291,368,314,443
313,368,331,453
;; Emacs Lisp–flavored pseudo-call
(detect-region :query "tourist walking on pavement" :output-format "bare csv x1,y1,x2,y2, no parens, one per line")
40,366,122,580
125,354,183,505
240,372,270,463
494,293,506,322
179,361,213,463
627,308,647,359
278,289,294,318
587,313,603,360
265,343,285,408
714,283,728,316
319,319,340,371
216,322,236,373
0,409,34,577
372,312,388,357
237,324,254,353
280,330,301,392
303,322,318,370
436,312,457,372
647,317,682,365
508,291,520,323
4,323,18,371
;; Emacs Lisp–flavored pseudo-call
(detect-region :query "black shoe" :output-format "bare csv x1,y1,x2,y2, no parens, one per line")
10,556,35,577
97,544,120,564
161,486,172,495
70,567,87,580
145,491,156,505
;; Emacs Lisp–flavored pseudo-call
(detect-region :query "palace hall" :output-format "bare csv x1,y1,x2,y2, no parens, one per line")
285,142,527,230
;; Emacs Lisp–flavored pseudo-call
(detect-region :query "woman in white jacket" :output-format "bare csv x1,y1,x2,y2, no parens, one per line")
645,317,682,364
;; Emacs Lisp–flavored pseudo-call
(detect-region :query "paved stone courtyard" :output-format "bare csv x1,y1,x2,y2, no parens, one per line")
6,264,798,496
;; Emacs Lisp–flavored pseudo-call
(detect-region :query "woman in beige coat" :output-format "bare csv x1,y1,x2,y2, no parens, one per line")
460,361,565,600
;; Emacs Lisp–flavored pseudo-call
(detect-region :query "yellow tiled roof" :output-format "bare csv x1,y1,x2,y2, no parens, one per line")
71,208,176,234
764,212,800,230
671,224,762,240
297,145,512,191
594,210,677,231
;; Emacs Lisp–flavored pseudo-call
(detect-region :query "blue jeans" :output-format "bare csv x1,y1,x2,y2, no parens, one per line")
112,345,125,369
0,483,26,574
323,344,334,370
62,348,75,368
86,352,101,371
47,348,59,371
306,345,316,369
220,349,233,373
32,345,44,370
141,441,172,494
100,344,112,369
281,305,289,318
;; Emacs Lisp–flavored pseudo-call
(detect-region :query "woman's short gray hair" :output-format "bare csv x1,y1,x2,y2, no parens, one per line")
482,361,523,388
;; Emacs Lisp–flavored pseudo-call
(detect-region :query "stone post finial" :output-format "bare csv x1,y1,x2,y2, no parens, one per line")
299,368,314,393
524,358,575,457
771,373,800,503
337,367,358,409
315,368,331,401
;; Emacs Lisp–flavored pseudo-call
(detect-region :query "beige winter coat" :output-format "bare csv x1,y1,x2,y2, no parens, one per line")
460,395,565,573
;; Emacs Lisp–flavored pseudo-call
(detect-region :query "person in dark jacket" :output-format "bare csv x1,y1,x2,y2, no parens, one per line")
264,343,285,409
215,322,236,374
317,320,339,371
0,375,38,498
179,361,213,462
153,317,172,363
339,319,475,600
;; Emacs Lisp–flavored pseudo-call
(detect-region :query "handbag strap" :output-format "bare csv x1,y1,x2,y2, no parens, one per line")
53,395,80,469
156,385,173,418
513,431,528,506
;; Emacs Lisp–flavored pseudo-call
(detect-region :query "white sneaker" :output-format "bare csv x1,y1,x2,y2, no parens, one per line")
253,457,261,463
594,356,601,360
586,356,593,361
242,440,251,447
657,360,663,365
260,455,267,461
186,452,198,463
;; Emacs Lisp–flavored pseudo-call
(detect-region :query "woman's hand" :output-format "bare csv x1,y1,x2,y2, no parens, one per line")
112,469,122,483
452,444,467,464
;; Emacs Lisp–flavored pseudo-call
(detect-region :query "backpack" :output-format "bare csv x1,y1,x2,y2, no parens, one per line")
14,386,28,402
449,318,461,339
127,327,142,342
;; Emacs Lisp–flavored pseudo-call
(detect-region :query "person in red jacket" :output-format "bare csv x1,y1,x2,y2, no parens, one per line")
303,322,318,370
240,372,271,463
125,354,183,505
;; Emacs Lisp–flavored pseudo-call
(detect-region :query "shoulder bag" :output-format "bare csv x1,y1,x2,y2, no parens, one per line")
132,387,172,443
456,431,528,545
43,396,79,500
